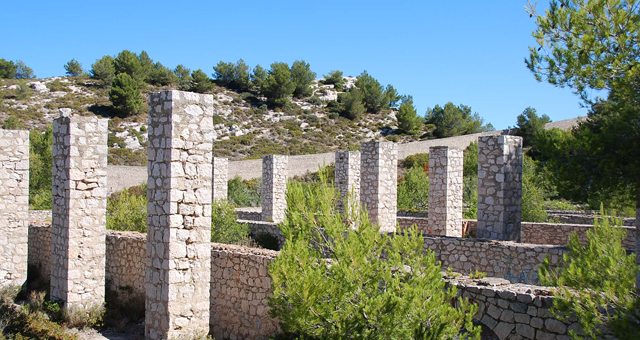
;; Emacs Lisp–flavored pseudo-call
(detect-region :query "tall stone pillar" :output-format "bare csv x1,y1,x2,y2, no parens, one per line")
0,130,29,288
261,155,288,223
212,157,228,202
477,135,523,241
428,146,463,237
335,151,360,214
360,141,398,233
50,114,108,309
146,91,213,339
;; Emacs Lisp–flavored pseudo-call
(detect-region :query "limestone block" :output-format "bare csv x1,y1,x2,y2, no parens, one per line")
261,155,288,223
360,141,397,232
428,146,463,237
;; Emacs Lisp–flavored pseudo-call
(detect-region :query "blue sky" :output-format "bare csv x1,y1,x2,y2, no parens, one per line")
1,0,597,129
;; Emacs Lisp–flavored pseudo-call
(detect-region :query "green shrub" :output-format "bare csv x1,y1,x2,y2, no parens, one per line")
211,199,249,244
46,80,70,92
385,135,400,142
322,70,344,91
268,173,479,339
29,126,53,210
106,184,147,233
290,60,316,98
398,165,429,211
539,210,639,340
463,176,478,219
402,153,429,170
228,176,262,207
522,156,548,222
2,116,25,130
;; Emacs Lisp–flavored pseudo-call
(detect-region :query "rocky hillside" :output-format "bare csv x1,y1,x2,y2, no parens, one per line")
0,76,411,165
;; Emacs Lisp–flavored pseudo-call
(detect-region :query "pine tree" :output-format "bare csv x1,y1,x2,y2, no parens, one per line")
290,60,316,98
91,55,116,86
396,96,422,135
109,73,144,116
64,59,84,77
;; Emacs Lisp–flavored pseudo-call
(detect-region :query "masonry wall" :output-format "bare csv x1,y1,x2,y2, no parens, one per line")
28,223,52,280
0,129,29,287
360,142,398,232
545,210,635,226
521,222,636,252
261,155,288,223
50,115,108,309
106,231,146,298
210,244,280,340
212,157,228,202
335,151,360,214
423,236,566,284
428,146,463,237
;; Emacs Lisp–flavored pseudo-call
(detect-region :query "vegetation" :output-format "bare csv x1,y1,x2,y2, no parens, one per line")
322,70,345,91
290,60,316,98
211,199,250,244
398,165,430,211
424,102,493,138
213,59,250,92
261,62,295,107
108,73,144,116
90,56,116,86
268,172,480,340
106,184,147,233
63,59,84,77
227,176,261,207
513,107,551,148
539,211,639,340
396,96,422,135
29,126,53,210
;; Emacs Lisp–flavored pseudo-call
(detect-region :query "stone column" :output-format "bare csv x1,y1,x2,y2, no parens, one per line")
428,146,463,237
360,142,398,233
0,130,29,288
146,90,214,340
261,155,288,223
212,157,228,202
50,114,108,309
335,151,360,214
477,135,523,241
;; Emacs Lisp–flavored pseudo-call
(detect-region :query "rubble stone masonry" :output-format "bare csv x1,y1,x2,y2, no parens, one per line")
0,129,29,287
477,136,523,241
212,157,228,202
50,114,108,309
261,155,288,223
335,151,360,214
146,91,213,339
428,146,463,237
360,142,397,232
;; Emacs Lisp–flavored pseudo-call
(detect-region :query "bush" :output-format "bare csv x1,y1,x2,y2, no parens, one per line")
396,96,422,135
268,173,479,339
213,59,251,92
227,176,261,207
64,59,84,77
398,165,429,211
0,59,17,78
522,156,548,222
106,184,147,233
337,88,365,120
211,199,249,244
322,70,344,91
3,116,25,129
46,80,70,92
402,153,429,170
109,73,144,116
539,210,639,340
29,126,53,210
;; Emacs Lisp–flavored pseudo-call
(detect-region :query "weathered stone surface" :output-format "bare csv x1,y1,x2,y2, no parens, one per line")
50,115,108,310
146,90,213,340
516,323,535,339
360,141,397,232
261,155,288,223
477,135,523,241
212,157,228,202
335,151,360,214
0,129,29,287
428,146,463,237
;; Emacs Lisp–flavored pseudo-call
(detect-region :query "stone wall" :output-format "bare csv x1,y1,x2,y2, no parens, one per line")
106,231,146,298
477,136,523,241
212,157,228,202
397,217,478,238
236,207,262,221
210,244,280,340
521,222,636,252
546,210,635,226
0,129,29,287
241,220,285,250
360,141,397,232
451,276,580,340
261,155,288,223
28,223,52,280
51,115,108,309
146,90,214,339
335,151,360,214
428,146,463,237
423,236,566,284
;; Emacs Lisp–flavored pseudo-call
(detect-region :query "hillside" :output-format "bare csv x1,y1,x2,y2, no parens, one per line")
0,76,410,164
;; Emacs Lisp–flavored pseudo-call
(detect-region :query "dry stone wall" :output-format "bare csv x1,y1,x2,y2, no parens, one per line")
360,141,397,232
521,222,636,251
261,155,288,223
0,130,29,287
545,210,635,226
423,236,566,284
106,231,146,298
28,223,52,280
210,244,280,340
335,151,360,214
428,146,463,237
50,115,108,309
212,157,228,202
146,90,214,339
477,136,523,241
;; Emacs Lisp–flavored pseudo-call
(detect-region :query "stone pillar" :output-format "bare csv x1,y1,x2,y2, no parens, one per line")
261,155,288,223
335,151,360,214
428,146,463,237
0,130,29,287
146,90,213,340
477,135,523,241
212,157,228,202
360,141,397,233
50,114,108,309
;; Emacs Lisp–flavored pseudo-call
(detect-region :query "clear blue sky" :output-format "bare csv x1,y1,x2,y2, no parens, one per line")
1,0,598,129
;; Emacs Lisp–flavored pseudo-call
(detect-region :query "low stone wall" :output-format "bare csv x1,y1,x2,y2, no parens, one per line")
397,210,428,218
522,222,636,252
424,236,567,284
397,218,477,237
210,244,280,340
546,211,635,226
236,207,262,221
105,231,146,298
450,276,579,340
27,223,52,279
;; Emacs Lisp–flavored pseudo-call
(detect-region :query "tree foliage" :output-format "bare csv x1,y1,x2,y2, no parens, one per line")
211,199,249,244
114,50,145,84
64,59,84,77
396,96,422,135
526,0,640,100
337,87,365,120
148,62,177,86
322,70,345,91
29,126,53,210
268,173,479,339
261,62,295,107
398,165,430,211
425,102,493,138
189,69,214,93
250,65,268,92
0,59,17,78
513,107,551,148
290,60,316,98
214,59,251,92
91,56,116,85
14,60,34,79
355,70,386,113
109,73,144,116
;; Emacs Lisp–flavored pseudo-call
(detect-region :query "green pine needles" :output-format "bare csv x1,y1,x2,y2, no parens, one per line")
539,208,639,340
268,169,479,340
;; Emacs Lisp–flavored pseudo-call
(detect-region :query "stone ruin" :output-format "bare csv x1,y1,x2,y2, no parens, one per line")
0,89,636,340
